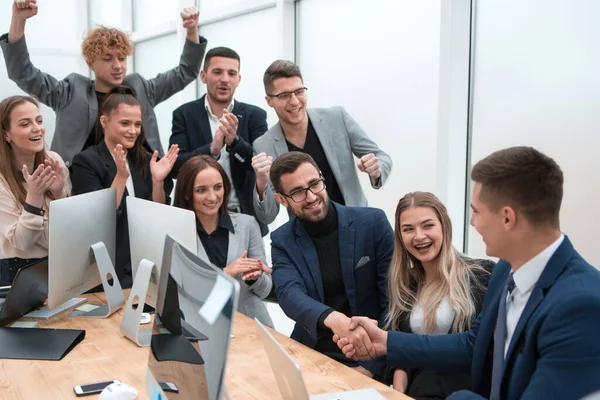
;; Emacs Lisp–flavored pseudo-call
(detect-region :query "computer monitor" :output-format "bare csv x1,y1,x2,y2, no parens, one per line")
145,235,239,400
47,188,125,318
120,197,197,346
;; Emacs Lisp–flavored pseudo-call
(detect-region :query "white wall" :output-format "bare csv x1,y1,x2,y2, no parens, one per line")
467,0,600,268
297,0,442,222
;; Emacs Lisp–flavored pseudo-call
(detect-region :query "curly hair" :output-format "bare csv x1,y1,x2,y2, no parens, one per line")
81,26,133,65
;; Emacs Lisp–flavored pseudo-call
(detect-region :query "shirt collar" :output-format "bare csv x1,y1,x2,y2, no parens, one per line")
512,234,564,295
196,211,235,235
204,96,235,118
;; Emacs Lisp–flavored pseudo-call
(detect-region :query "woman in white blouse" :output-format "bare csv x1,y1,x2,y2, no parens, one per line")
0,95,70,285
385,191,493,399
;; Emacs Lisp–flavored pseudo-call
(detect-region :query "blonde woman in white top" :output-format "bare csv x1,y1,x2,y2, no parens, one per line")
0,95,70,285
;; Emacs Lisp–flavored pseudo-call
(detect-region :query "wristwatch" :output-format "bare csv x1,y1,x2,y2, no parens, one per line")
23,202,45,216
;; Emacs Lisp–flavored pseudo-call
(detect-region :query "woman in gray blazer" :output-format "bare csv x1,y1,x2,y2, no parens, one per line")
174,155,274,328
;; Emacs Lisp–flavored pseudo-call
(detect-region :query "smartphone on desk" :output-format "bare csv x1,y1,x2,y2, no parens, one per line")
73,380,120,396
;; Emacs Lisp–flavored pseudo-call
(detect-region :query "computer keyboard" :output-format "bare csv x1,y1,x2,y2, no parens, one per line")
23,297,88,320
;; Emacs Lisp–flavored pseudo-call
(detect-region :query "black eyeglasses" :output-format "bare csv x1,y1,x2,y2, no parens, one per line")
281,178,326,203
267,87,308,101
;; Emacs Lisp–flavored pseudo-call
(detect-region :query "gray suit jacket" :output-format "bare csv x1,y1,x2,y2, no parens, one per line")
252,106,392,224
0,34,207,166
195,213,273,328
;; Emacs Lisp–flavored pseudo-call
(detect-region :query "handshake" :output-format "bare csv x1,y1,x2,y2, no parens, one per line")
325,311,389,361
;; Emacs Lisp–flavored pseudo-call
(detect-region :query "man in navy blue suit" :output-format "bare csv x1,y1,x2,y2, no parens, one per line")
169,47,269,235
269,151,393,379
334,146,600,399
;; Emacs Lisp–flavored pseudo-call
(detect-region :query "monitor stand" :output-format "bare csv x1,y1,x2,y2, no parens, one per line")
68,242,126,318
120,259,156,346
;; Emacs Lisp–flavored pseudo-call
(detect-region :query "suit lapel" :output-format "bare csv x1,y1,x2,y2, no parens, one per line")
503,236,574,365
226,216,240,265
307,109,342,177
294,221,325,302
197,95,213,146
87,83,99,135
336,205,358,315
271,123,290,158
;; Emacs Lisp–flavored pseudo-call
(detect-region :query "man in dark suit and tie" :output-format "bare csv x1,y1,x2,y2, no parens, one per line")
334,146,600,400
169,47,269,235
269,151,393,379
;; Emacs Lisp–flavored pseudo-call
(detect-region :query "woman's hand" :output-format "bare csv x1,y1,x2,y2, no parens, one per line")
150,144,179,183
114,144,129,181
392,368,409,393
44,156,67,198
224,250,263,279
23,163,55,201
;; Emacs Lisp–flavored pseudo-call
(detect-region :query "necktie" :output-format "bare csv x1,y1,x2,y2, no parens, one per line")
490,273,516,400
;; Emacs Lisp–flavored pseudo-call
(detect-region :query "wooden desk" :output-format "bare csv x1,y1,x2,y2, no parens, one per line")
0,293,410,399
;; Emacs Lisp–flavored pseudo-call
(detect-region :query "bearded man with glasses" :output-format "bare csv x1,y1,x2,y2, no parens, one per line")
250,60,392,224
268,151,393,381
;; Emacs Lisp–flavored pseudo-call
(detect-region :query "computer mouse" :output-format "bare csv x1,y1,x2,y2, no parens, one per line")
98,382,138,400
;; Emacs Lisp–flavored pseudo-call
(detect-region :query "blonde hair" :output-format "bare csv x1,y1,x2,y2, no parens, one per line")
384,192,487,334
81,26,133,66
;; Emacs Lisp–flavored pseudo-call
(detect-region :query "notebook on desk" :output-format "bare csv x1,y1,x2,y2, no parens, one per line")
0,327,85,360
254,318,386,400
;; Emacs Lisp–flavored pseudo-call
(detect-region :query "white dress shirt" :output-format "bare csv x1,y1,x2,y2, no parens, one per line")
410,296,456,335
503,234,564,356
204,96,240,211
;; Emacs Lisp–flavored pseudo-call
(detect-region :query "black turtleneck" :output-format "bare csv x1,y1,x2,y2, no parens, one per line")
300,202,350,355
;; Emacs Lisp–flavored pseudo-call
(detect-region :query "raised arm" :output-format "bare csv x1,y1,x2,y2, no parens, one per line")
1,0,72,110
341,107,392,188
141,8,207,107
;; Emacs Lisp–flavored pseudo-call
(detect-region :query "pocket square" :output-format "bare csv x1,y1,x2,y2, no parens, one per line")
355,256,371,269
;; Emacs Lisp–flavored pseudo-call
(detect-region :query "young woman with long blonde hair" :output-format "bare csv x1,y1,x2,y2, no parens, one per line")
385,191,493,399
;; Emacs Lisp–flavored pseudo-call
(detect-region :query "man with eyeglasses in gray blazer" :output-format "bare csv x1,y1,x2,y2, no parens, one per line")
251,60,392,225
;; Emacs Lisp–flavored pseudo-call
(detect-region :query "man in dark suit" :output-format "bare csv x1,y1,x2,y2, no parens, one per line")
334,146,600,400
269,151,393,379
169,47,269,235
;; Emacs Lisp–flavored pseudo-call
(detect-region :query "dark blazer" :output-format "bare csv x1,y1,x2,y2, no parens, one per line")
169,95,269,235
390,258,494,400
386,236,600,400
271,203,394,376
71,141,173,288
0,34,207,165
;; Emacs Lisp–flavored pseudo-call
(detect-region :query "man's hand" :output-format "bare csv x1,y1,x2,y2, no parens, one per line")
9,0,37,42
180,7,200,43
324,312,377,361
210,128,225,157
220,110,239,146
251,152,273,198
332,316,388,360
357,153,381,179
12,0,37,20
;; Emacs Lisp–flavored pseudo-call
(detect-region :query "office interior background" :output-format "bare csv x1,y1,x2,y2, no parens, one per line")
1,0,598,334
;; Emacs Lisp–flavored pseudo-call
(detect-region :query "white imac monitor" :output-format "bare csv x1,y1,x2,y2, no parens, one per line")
121,197,197,346
47,188,125,318
145,235,239,400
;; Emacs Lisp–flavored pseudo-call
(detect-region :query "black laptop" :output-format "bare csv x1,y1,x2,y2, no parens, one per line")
0,257,48,327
